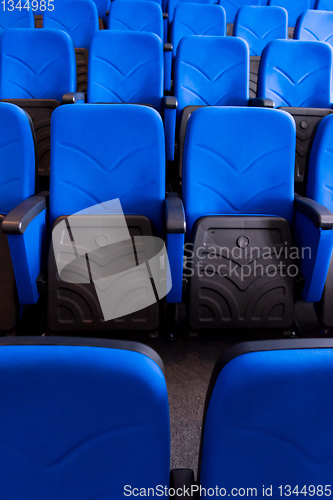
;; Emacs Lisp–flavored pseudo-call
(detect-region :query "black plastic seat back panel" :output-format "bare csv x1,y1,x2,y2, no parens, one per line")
187,216,294,331
75,48,88,93
249,56,260,98
0,214,18,333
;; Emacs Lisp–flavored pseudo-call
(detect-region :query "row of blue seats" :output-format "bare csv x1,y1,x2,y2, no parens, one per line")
2,102,333,337
0,336,332,498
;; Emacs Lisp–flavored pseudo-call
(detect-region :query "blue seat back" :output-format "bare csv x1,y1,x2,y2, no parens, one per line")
0,103,35,215
0,29,76,101
115,0,163,9
108,0,163,39
218,0,260,24
168,0,215,23
268,0,310,26
87,31,164,113
91,0,110,24
200,340,333,491
50,104,166,235
174,36,249,121
295,10,333,47
316,0,332,10
307,114,333,211
171,4,226,57
258,40,333,108
234,6,288,56
0,338,170,500
43,0,99,49
0,8,34,32
182,107,295,236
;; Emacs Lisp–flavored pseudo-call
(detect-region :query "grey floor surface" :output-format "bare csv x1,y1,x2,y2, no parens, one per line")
147,301,324,475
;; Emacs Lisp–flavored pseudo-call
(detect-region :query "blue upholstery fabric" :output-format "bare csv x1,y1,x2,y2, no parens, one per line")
0,8,34,32
0,103,35,215
200,346,333,494
0,343,170,499
108,0,163,39
258,40,333,108
315,0,332,10
168,0,215,23
218,0,260,24
0,29,76,101
295,10,333,47
174,36,249,121
87,31,164,113
182,107,295,237
234,6,288,56
43,0,99,49
49,104,166,236
91,0,110,24
268,0,310,26
171,4,226,57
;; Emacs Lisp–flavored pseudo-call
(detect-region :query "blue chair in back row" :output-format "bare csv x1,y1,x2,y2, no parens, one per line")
295,9,333,48
218,0,260,35
268,0,310,37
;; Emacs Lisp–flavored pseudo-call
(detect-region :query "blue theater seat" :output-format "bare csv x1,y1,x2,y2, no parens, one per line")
107,2,172,92
199,340,333,493
0,337,170,499
268,0,310,37
0,7,34,32
167,0,215,24
4,104,185,335
88,31,164,113
171,4,226,58
0,28,78,187
315,0,332,10
181,107,333,332
295,9,333,47
258,39,333,195
306,114,333,334
0,103,37,334
234,6,288,97
91,0,110,27
43,0,99,92
218,0,260,35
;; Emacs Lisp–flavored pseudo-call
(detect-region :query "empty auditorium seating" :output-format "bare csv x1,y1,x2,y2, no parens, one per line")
218,0,260,35
306,115,333,334
0,7,34,32
43,0,99,93
315,0,332,10
0,336,170,498
234,6,288,97
0,29,78,187
87,31,164,113
181,107,333,332
268,0,310,37
258,39,333,195
295,9,333,48
199,339,333,491
171,4,226,58
0,103,37,334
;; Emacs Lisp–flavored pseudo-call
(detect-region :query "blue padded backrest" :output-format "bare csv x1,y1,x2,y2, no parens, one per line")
50,104,166,235
0,29,76,101
171,4,226,57
91,0,110,24
174,36,249,120
234,6,288,56
258,40,333,108
316,0,333,10
182,107,295,236
116,0,163,8
0,8,34,32
108,1,163,40
307,114,333,212
88,31,164,114
43,0,99,49
218,0,260,24
200,346,333,490
0,103,35,215
268,0,310,26
0,342,170,499
295,10,333,47
168,0,215,23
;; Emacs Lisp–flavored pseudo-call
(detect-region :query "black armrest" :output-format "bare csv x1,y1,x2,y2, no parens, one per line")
295,194,333,230
164,43,173,52
1,192,49,235
62,92,86,104
166,193,186,234
163,12,168,19
165,96,178,110
249,97,275,108
170,469,196,499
